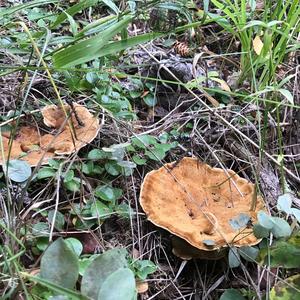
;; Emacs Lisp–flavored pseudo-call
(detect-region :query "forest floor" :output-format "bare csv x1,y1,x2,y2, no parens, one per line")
0,1,300,299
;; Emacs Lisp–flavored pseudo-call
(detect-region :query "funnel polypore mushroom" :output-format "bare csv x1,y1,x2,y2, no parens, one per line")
140,157,265,253
0,103,100,166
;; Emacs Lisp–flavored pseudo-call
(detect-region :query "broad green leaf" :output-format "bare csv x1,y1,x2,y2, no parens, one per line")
277,194,292,214
104,161,121,176
257,211,274,229
88,149,108,160
143,94,157,107
65,238,83,257
258,233,300,268
53,16,133,68
91,200,111,218
220,289,246,300
132,155,147,165
131,135,157,148
228,247,240,268
133,260,157,280
238,246,259,262
40,238,79,289
37,167,56,179
253,223,270,238
270,217,291,238
64,178,81,192
95,186,122,204
64,170,74,183
145,148,166,161
5,159,31,182
32,222,49,237
270,274,300,299
48,210,65,231
98,268,136,300
81,248,128,299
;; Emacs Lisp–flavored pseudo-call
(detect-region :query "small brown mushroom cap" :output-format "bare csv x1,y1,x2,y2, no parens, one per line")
140,157,265,251
0,103,100,166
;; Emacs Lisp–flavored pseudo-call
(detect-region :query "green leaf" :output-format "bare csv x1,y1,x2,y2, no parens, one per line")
48,210,65,231
270,217,291,238
258,233,300,268
40,238,79,289
91,200,111,218
277,194,292,214
270,274,300,299
53,16,133,68
64,170,74,183
143,94,157,107
0,0,58,18
291,208,300,223
253,223,270,238
133,260,157,280
220,289,246,300
131,135,157,149
64,178,81,192
32,222,50,237
238,246,259,262
37,167,56,179
5,159,32,182
23,273,86,300
65,238,83,257
88,149,108,160
278,88,294,104
81,248,128,299
50,0,100,29
105,161,121,176
145,147,166,161
132,155,147,165
95,186,122,204
257,211,274,229
98,268,136,300
228,247,241,268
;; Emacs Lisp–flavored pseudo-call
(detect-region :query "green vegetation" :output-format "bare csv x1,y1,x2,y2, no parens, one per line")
0,0,300,299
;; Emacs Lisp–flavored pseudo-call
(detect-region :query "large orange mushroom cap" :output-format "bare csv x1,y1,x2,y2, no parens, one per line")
0,103,100,166
140,157,266,251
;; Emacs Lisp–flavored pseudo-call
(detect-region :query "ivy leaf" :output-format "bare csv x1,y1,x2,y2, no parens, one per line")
40,238,79,289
